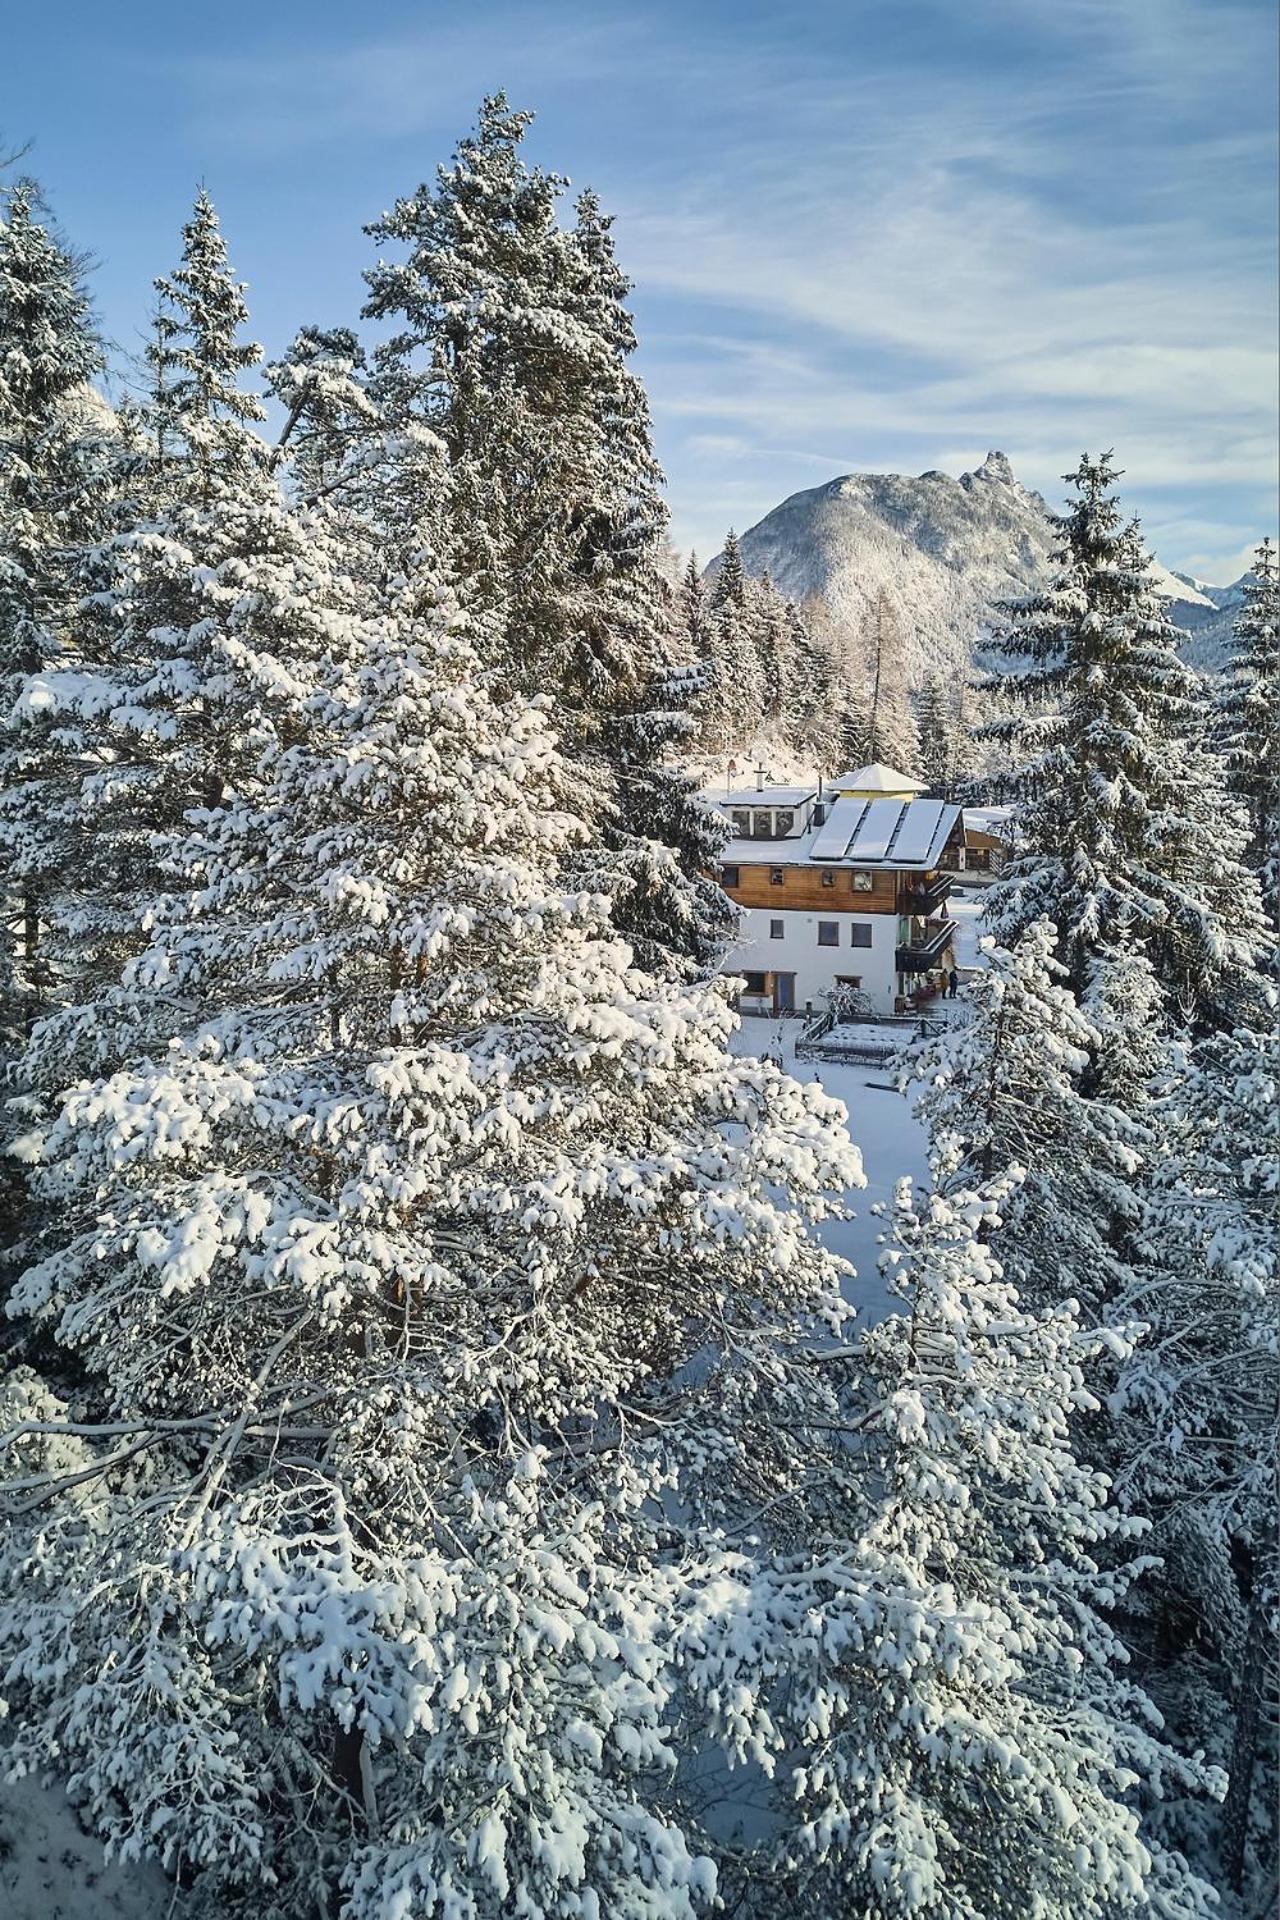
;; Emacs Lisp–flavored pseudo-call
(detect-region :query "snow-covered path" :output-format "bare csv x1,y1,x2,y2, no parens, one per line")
731,1016,929,1326
1,1774,181,1919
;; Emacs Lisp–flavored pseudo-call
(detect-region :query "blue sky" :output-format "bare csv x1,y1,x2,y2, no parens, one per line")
6,0,1277,579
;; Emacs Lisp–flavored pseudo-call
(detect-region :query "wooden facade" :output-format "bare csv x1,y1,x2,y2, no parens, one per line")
720,862,898,913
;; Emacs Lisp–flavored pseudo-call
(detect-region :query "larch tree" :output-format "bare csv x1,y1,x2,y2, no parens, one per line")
683,1166,1220,1920
983,454,1269,1022
856,591,920,775
1215,536,1280,950
0,512,864,1916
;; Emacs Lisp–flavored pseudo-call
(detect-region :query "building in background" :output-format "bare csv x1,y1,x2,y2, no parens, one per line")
958,804,1014,876
705,763,963,1016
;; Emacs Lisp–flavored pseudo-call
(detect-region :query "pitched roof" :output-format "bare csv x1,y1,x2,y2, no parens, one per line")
830,762,930,793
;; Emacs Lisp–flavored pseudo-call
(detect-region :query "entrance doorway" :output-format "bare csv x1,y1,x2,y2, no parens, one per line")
773,972,796,1013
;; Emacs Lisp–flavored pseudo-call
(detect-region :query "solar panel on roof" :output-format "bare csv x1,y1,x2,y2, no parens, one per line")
889,799,947,866
809,794,868,861
846,797,906,863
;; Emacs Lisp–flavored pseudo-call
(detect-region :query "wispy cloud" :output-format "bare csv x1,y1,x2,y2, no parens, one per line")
27,0,1275,578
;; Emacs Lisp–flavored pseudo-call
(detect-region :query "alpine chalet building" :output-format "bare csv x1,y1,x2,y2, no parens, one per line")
706,763,963,1017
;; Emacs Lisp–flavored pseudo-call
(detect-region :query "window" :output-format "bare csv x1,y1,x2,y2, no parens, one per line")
850,922,873,948
773,809,795,837
817,922,839,947
851,870,874,892
770,919,784,939
770,868,785,886
821,869,835,888
730,810,752,837
743,971,768,994
720,865,740,888
835,974,862,990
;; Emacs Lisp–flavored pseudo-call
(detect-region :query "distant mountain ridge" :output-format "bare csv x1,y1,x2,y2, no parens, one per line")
710,452,1246,678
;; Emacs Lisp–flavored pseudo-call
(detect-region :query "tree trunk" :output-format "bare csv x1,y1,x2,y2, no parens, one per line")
1221,1577,1272,1892
328,1719,379,1917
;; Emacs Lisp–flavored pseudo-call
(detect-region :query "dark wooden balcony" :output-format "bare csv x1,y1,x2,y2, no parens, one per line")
899,873,952,917
896,917,957,973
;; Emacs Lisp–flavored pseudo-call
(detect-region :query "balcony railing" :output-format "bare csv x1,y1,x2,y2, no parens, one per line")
896,918,957,973
900,874,952,917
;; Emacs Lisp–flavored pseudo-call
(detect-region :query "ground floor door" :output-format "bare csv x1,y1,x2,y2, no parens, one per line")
773,972,795,1013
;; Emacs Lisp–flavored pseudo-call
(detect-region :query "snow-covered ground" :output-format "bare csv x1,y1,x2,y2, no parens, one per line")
731,1015,929,1326
0,1773,181,1919
948,884,988,973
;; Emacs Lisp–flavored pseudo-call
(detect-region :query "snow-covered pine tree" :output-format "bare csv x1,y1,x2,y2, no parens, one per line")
264,324,382,501
898,919,1146,1317
1112,1011,1279,1904
1215,536,1279,950
0,544,863,1915
146,188,266,505
984,455,1269,1019
685,1165,1219,1919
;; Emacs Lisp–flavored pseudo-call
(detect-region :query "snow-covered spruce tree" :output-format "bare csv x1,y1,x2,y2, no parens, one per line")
363,100,730,976
984,455,1269,1020
898,919,1147,1317
144,187,266,505
0,178,111,1024
5,193,281,1058
699,531,765,752
0,178,114,1281
780,599,837,768
363,100,664,712
1215,536,1280,949
683,1167,1219,1919
916,669,968,801
1112,1011,1279,1903
0,564,862,1915
751,571,788,730
595,657,737,977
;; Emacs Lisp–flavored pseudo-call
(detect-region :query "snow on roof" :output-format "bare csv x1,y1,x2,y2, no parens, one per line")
714,784,818,807
829,762,930,794
718,797,961,869
963,805,1015,841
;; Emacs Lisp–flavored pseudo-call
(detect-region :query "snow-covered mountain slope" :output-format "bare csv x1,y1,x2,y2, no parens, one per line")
713,452,1244,678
